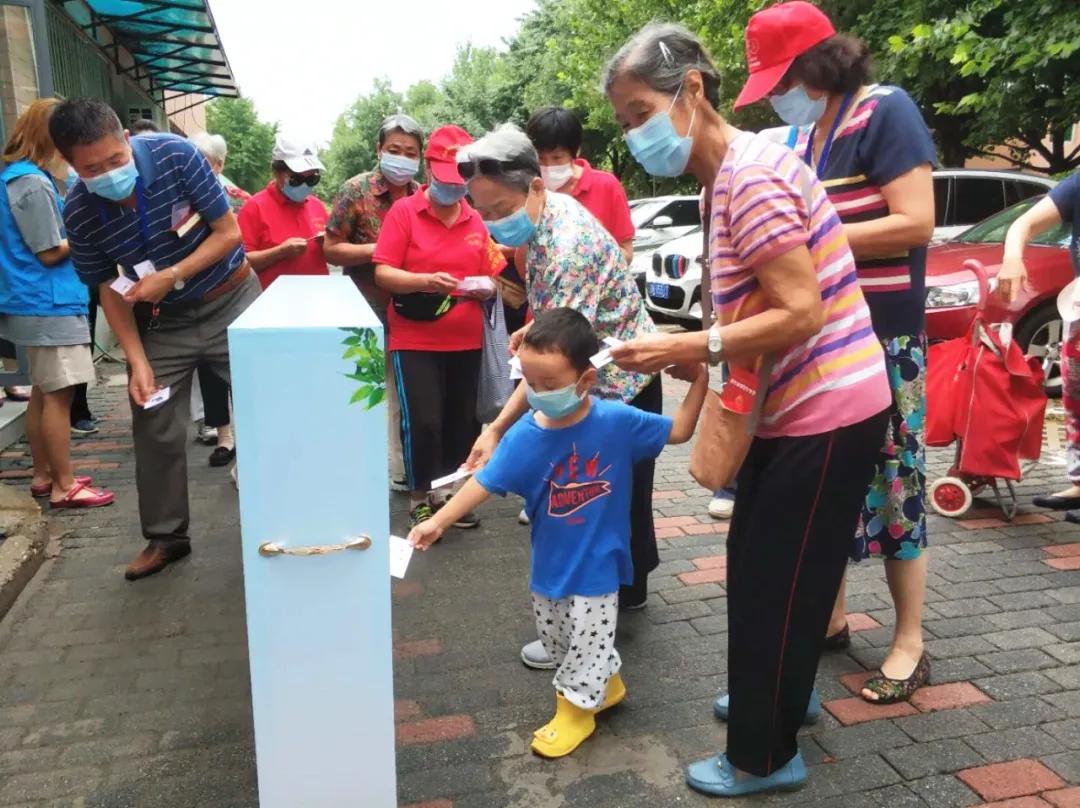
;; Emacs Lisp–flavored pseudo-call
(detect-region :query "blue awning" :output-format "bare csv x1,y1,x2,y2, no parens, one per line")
64,0,238,97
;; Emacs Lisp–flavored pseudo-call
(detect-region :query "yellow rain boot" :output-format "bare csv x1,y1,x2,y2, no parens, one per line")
531,693,596,758
596,672,626,713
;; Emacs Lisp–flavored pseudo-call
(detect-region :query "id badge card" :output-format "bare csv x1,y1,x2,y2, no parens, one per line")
170,202,192,231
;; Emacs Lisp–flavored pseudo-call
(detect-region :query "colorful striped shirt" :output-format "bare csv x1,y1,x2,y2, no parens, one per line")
709,131,890,438
64,133,243,305
794,85,937,337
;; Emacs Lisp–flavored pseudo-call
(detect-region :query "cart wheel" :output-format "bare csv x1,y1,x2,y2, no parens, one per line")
929,477,974,518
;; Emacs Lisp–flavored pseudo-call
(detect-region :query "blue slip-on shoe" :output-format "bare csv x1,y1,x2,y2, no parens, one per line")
713,688,821,725
686,752,806,797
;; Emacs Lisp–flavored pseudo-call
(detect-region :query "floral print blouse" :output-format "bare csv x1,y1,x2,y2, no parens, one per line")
526,192,655,402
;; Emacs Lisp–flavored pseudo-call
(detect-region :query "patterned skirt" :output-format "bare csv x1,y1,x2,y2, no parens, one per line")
852,334,928,562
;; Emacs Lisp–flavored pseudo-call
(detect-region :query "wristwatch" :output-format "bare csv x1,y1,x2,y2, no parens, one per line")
707,324,724,366
170,267,185,291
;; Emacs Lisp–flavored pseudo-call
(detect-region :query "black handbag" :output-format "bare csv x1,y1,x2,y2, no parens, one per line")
391,292,456,321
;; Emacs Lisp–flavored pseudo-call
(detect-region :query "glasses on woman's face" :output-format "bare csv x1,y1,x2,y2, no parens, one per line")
457,158,526,181
287,171,321,188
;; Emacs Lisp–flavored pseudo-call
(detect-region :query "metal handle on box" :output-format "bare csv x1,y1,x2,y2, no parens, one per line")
258,535,372,557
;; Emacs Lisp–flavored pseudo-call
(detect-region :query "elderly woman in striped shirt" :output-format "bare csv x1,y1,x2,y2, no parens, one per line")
605,22,890,798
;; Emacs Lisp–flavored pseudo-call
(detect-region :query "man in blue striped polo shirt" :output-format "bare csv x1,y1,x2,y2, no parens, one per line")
50,98,261,581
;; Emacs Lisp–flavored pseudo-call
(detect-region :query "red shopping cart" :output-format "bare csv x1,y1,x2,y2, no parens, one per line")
925,259,1048,519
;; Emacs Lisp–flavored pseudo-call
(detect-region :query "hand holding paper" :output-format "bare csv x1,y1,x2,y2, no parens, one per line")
143,386,171,410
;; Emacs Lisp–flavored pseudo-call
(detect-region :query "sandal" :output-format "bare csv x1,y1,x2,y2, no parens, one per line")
823,623,851,651
861,653,930,704
50,481,114,510
31,475,91,498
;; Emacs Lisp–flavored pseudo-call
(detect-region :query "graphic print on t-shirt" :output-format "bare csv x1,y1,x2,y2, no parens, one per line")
547,444,612,518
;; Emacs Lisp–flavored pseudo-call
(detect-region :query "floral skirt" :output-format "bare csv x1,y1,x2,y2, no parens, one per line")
852,334,927,562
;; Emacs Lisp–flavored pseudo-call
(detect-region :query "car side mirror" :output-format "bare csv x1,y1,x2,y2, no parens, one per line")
651,215,674,228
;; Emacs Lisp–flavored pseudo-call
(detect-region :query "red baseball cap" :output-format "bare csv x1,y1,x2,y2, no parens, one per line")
733,1,836,110
425,124,473,184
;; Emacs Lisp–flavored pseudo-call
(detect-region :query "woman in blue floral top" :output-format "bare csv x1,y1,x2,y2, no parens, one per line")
462,125,661,666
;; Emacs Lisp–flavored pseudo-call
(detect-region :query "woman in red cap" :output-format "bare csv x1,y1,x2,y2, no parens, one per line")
737,1,937,707
604,21,890,797
374,125,504,529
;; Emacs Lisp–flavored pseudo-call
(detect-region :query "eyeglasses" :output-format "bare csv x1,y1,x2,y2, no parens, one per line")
456,158,530,181
287,172,321,188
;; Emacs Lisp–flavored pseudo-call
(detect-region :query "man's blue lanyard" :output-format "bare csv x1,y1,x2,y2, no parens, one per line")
93,177,152,259
804,91,855,178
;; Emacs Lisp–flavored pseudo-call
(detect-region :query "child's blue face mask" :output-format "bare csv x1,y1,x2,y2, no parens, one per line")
526,378,586,419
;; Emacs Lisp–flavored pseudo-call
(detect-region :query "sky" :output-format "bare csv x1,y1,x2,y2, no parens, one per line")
209,0,538,146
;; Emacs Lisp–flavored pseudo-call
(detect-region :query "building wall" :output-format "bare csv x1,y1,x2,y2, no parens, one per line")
0,5,42,143
165,93,209,136
965,125,1080,174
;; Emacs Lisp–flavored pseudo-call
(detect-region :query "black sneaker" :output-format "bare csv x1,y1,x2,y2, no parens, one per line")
209,446,236,467
70,419,99,437
452,510,480,530
410,502,436,527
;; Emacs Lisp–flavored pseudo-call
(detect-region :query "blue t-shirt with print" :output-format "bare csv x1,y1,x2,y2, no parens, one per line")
1050,171,1080,275
476,397,672,599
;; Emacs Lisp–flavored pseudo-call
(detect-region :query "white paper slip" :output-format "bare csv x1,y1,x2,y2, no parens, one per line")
431,467,471,489
590,348,615,369
602,336,624,349
456,276,496,294
110,276,135,295
143,386,171,409
509,355,523,380
389,535,414,579
133,259,156,279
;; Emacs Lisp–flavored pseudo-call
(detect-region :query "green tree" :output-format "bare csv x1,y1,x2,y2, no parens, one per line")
204,97,277,194
322,78,407,195
872,0,1080,173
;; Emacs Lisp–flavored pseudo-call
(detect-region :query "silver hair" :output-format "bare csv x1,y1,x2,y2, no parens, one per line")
460,124,540,195
189,131,227,164
379,113,424,148
603,22,721,109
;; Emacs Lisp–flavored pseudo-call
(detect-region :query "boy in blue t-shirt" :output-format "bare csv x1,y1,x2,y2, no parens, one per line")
409,307,707,758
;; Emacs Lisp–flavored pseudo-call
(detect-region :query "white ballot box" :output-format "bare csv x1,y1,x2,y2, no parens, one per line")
229,276,395,807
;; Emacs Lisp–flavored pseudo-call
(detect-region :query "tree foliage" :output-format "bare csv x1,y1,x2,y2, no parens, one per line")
204,97,277,194
316,0,1080,198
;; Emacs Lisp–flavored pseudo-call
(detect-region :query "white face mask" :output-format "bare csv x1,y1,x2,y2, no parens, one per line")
540,163,574,191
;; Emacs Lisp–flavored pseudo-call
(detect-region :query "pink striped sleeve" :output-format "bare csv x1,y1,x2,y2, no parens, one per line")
726,163,809,268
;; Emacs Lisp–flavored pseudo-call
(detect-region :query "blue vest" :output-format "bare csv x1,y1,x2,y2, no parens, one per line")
0,160,88,317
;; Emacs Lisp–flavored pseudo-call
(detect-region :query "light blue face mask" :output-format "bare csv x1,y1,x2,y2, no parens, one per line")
487,205,537,248
429,179,468,206
625,87,697,178
66,166,79,186
769,84,827,127
526,379,586,419
281,182,313,203
380,153,420,186
84,159,138,201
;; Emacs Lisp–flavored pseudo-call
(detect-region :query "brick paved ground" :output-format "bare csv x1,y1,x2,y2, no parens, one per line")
0,373,1078,807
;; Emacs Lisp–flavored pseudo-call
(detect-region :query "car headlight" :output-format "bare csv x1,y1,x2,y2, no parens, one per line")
925,280,980,309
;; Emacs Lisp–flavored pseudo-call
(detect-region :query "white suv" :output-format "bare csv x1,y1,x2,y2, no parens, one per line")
629,196,701,294
642,230,706,327
643,168,1058,327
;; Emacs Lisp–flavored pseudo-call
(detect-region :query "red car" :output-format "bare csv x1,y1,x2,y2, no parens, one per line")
925,196,1073,394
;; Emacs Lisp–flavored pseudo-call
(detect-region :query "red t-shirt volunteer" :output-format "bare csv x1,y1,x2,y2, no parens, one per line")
373,190,506,353
567,158,635,244
238,182,329,289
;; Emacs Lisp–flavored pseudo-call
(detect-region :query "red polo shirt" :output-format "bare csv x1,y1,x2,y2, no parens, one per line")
567,159,635,245
373,189,506,352
238,182,329,289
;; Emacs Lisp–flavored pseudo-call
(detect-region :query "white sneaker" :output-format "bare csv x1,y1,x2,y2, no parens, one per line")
520,639,556,670
518,508,530,525
708,494,735,520
197,423,218,445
